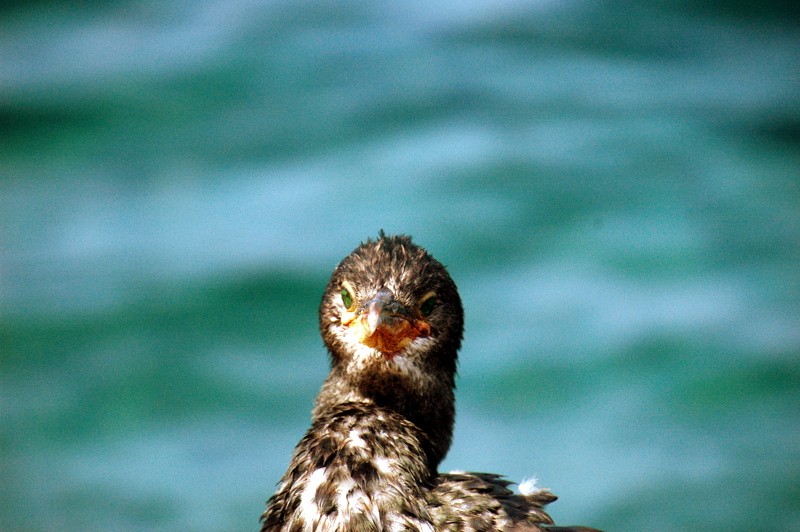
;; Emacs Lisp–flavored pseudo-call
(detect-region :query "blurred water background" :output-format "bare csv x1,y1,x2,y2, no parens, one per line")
2,1,799,530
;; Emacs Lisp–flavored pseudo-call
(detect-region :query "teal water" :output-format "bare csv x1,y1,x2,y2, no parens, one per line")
2,1,799,530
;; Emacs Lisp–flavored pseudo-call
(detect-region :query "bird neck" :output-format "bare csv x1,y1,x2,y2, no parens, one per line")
312,363,455,469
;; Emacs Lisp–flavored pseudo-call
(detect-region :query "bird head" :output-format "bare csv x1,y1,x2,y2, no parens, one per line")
319,233,463,386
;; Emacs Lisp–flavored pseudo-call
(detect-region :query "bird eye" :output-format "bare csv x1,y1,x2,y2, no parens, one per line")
340,285,356,311
419,292,437,317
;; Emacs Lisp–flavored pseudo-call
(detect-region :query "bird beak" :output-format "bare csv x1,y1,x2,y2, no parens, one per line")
365,288,399,334
351,288,430,356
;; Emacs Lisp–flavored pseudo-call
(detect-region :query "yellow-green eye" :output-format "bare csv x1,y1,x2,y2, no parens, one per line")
419,292,437,317
340,284,356,311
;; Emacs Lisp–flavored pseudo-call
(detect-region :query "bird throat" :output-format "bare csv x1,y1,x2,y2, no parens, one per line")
348,315,431,358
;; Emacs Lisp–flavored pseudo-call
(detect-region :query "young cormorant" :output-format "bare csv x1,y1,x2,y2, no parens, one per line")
261,232,599,531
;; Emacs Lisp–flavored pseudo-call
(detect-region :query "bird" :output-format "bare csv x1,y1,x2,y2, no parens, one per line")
261,232,600,531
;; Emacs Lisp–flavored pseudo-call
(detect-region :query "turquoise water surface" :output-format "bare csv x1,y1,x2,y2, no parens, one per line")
2,1,799,530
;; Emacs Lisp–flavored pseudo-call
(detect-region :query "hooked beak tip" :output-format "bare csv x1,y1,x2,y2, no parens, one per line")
366,309,382,334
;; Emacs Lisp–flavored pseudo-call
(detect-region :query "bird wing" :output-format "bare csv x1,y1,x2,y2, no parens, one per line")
429,472,557,531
